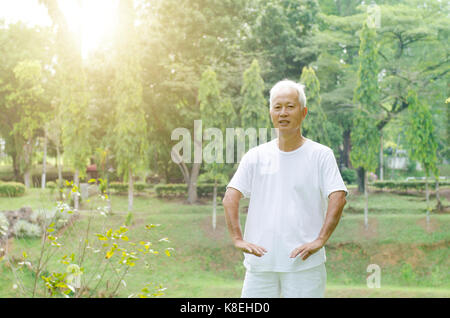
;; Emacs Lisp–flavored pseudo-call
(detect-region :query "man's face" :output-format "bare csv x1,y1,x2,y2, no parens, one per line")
269,86,307,133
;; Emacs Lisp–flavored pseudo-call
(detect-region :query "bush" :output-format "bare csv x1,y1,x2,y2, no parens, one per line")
109,182,128,193
154,184,187,198
341,169,357,185
0,212,9,237
197,183,227,198
371,180,450,191
12,220,41,238
154,183,227,198
46,181,57,189
0,182,26,197
30,207,70,230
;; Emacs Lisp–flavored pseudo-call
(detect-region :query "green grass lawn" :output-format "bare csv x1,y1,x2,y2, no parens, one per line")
0,187,449,298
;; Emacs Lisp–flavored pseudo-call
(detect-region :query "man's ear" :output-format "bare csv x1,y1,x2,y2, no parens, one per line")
303,106,308,119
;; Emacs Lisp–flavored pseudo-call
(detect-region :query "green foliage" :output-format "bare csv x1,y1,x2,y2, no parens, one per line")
155,184,188,198
154,183,227,199
112,0,148,184
0,182,26,197
300,66,330,145
240,59,270,130
403,90,439,178
371,180,450,191
12,220,42,238
109,182,149,193
341,168,357,184
350,20,380,172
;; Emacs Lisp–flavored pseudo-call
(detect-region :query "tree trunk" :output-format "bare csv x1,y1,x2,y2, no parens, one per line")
56,144,63,200
435,177,442,212
11,153,20,182
342,129,351,168
41,130,47,189
425,176,430,227
212,179,217,231
364,171,369,230
74,169,79,210
128,167,133,212
187,162,200,204
23,170,31,188
379,131,383,181
23,139,33,188
357,167,365,194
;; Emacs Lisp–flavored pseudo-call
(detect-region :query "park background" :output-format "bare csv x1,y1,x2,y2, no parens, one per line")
0,0,448,297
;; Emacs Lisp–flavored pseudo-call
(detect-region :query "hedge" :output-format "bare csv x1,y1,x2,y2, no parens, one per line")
155,183,227,198
0,182,26,197
109,181,152,193
371,180,450,191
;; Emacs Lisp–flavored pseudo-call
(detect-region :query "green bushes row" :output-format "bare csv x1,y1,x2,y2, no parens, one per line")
0,182,26,197
155,183,227,198
109,181,153,193
371,180,450,191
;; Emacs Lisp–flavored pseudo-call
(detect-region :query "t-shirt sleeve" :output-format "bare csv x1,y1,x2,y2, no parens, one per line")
320,149,348,199
227,151,254,198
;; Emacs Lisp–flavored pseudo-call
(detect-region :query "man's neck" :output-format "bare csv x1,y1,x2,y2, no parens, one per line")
277,129,306,152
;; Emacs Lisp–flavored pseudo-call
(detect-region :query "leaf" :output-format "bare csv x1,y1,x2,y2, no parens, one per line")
106,250,114,259
165,249,171,257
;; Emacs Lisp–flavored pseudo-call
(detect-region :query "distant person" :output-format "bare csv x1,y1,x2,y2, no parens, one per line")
223,79,348,298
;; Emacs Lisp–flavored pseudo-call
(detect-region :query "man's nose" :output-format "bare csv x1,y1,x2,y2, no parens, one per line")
280,106,288,116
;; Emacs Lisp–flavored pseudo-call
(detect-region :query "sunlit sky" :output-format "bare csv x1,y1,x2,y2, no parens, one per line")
0,0,118,58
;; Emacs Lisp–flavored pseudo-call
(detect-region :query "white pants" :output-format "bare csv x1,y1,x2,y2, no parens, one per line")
241,263,326,298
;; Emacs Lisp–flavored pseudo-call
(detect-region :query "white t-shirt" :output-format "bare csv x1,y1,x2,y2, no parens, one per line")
227,138,348,272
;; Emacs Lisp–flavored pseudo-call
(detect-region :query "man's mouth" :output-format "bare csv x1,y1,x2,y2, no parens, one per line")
279,120,290,125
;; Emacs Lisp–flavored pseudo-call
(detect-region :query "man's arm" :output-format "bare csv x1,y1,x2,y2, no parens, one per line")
290,190,347,260
222,187,267,257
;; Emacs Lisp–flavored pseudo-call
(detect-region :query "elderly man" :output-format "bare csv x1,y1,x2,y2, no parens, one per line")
223,79,347,298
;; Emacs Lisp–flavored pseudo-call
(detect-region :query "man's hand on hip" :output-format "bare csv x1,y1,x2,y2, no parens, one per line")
234,239,267,257
289,239,325,260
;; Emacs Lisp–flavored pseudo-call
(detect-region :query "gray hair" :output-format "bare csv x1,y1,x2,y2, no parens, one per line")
269,79,307,109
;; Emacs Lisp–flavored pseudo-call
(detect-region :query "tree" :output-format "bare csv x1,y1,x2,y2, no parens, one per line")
199,67,235,230
249,0,321,85
240,59,271,134
5,60,45,188
350,19,380,230
0,22,53,182
139,0,251,203
404,90,439,224
40,0,92,210
299,66,330,145
113,0,149,218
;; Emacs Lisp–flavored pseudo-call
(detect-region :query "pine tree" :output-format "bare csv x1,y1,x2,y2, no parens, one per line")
241,59,270,133
199,67,235,230
404,90,439,225
350,20,380,230
299,66,330,145
113,0,148,218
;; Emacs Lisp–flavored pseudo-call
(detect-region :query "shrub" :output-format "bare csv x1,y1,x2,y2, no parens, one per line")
0,212,9,237
134,182,147,192
154,183,227,198
371,180,450,191
30,207,70,230
341,169,357,185
154,184,187,198
197,183,227,198
46,181,57,189
12,220,42,238
0,182,26,197
109,182,128,193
